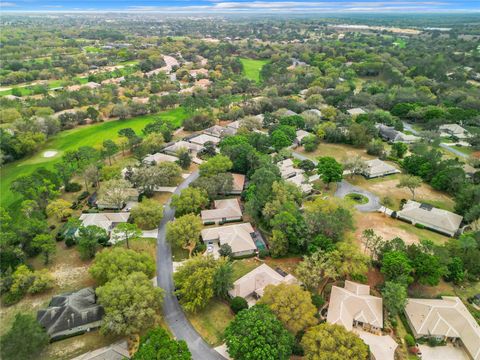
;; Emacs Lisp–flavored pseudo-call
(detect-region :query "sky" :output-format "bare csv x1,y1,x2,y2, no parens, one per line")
0,0,479,13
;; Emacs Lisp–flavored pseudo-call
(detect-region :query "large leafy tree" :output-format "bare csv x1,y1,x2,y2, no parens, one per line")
31,233,56,265
171,187,209,216
396,175,422,200
89,247,155,285
97,179,133,210
191,173,233,199
317,156,343,188
133,327,192,360
167,214,202,257
382,281,407,318
111,222,142,249
301,323,369,360
259,283,317,333
97,272,164,336
131,198,164,230
199,154,233,177
0,313,49,360
381,251,413,285
77,225,109,259
46,199,73,220
224,305,294,360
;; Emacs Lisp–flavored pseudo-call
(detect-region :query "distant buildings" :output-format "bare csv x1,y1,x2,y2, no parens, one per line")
378,124,420,143
347,108,366,117
37,288,104,341
395,200,463,237
439,124,471,139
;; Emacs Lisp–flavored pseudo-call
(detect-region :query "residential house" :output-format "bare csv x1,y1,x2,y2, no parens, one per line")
72,341,130,360
37,288,104,341
77,212,130,235
201,222,257,257
96,188,139,210
362,159,401,179
203,125,236,138
327,281,383,332
378,124,420,143
143,152,178,166
277,158,299,179
439,124,471,139
286,173,313,194
404,296,480,360
302,109,322,117
188,133,221,146
189,68,209,79
347,108,366,117
228,264,298,301
163,140,204,156
275,108,297,118
228,173,246,195
295,129,311,145
327,281,397,360
395,200,463,237
226,120,241,132
201,198,242,224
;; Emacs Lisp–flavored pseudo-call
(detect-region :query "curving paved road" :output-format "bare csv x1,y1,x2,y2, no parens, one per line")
156,170,226,360
291,151,380,212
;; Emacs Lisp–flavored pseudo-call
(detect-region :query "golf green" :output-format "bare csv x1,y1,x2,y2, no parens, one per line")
0,107,187,208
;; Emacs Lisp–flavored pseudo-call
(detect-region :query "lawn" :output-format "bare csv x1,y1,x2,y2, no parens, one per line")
393,38,407,48
0,107,188,208
239,57,269,83
231,258,261,280
188,299,234,346
296,142,380,163
451,145,475,156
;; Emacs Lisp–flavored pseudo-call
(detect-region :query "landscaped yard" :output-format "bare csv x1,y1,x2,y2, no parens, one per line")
231,258,261,280
239,57,269,82
0,107,188,208
187,299,234,346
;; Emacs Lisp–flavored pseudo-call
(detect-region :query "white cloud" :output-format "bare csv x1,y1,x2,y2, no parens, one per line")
0,1,17,7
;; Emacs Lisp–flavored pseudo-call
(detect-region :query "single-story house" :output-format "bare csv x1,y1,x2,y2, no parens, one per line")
201,222,257,257
378,124,420,143
356,332,398,360
229,173,246,195
163,141,204,155
302,109,322,118
203,125,236,138
228,263,298,300
327,281,383,332
439,124,471,139
143,152,178,166
201,198,242,224
286,173,313,194
295,129,311,145
96,188,139,210
277,158,301,179
275,108,298,118
396,200,463,237
78,212,130,235
362,159,401,179
72,341,130,360
37,288,104,341
226,120,241,132
404,296,480,360
188,133,221,146
347,108,366,117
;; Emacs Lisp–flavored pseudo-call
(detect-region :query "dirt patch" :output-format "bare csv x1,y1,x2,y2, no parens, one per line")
354,212,422,245
50,263,91,289
265,257,302,276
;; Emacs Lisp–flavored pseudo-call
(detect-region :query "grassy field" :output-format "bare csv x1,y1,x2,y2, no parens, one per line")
0,107,187,208
393,38,407,48
239,58,269,82
297,142,380,163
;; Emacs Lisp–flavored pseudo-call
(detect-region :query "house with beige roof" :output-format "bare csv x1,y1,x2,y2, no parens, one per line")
277,158,300,179
203,125,236,138
78,213,130,235
295,129,311,145
228,173,246,195
201,222,257,257
347,108,366,117
229,264,298,302
189,133,221,146
439,124,471,139
327,281,383,332
286,173,313,194
163,140,204,156
72,341,130,360
404,296,480,360
201,198,242,225
143,152,178,166
396,200,463,237
362,159,401,179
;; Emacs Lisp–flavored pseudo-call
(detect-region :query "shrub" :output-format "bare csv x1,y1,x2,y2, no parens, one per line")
193,242,206,255
65,237,77,247
65,182,82,192
230,296,248,314
311,294,325,308
258,249,270,259
77,191,89,201
292,341,305,356
405,334,415,347
28,270,54,294
415,223,425,229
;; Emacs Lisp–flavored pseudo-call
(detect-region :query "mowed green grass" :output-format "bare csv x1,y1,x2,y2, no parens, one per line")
239,58,269,83
0,107,187,208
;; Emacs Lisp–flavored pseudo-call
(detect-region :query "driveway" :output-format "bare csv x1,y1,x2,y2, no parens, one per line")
439,143,468,158
292,151,380,212
418,344,470,360
335,180,381,212
156,170,226,360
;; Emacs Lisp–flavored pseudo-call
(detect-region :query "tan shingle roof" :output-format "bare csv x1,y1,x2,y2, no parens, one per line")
231,173,246,192
143,153,178,165
405,297,480,360
79,213,130,232
189,134,221,146
327,281,383,331
201,198,243,221
364,159,400,177
201,222,256,254
229,263,298,298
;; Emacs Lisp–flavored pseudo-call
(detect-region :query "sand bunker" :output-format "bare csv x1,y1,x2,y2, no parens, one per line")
43,150,58,158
